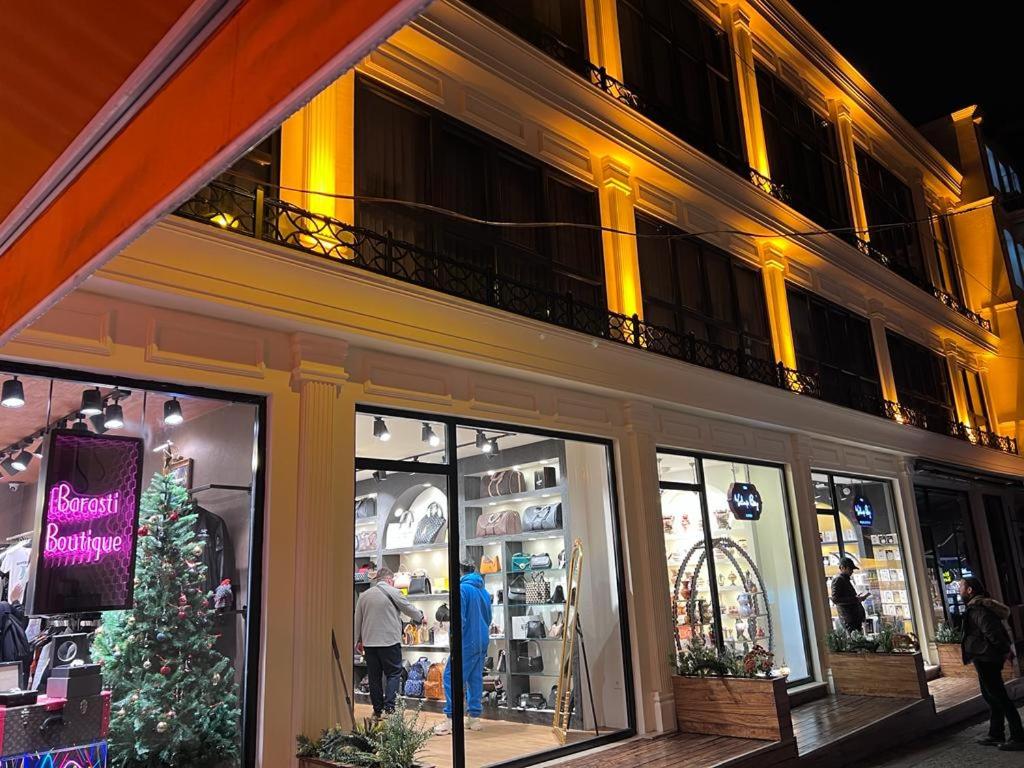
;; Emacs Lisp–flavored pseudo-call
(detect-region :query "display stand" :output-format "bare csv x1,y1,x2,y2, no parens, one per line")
553,540,597,743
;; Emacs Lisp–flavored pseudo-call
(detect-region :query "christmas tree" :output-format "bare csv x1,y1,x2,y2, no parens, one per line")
92,472,240,768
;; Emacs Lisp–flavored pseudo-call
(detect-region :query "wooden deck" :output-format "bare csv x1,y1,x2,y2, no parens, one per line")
558,732,795,768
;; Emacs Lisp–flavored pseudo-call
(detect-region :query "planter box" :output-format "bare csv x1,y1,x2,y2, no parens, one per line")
936,644,1020,681
300,760,433,768
829,651,929,698
672,674,793,741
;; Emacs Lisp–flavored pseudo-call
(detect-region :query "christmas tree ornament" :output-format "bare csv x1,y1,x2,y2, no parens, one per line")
138,525,149,537
169,511,179,522
156,721,169,734
212,672,221,686
157,632,168,642
179,594,188,605
149,515,160,525
178,610,187,619
160,665,172,676
143,660,152,671
167,710,176,719
192,544,203,556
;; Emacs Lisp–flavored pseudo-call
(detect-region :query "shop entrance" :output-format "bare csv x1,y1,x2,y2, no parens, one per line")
351,409,633,768
915,486,979,625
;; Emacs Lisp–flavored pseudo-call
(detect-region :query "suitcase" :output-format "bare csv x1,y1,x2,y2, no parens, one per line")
0,692,109,757
46,674,102,700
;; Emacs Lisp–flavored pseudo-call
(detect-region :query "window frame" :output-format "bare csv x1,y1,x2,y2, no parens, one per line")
886,331,956,428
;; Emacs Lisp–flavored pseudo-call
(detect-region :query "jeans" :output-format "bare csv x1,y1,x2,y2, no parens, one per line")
975,659,1024,741
443,651,485,718
365,644,404,715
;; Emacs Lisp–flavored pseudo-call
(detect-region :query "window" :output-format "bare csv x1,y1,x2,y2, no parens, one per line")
814,473,915,636
635,213,772,360
855,149,928,286
916,486,980,625
755,66,850,230
986,145,1021,195
787,285,881,412
466,0,591,76
929,211,964,302
1003,228,1024,291
661,452,811,684
616,0,745,172
960,368,990,433
356,79,606,308
886,332,955,429
984,495,1022,607
353,410,633,767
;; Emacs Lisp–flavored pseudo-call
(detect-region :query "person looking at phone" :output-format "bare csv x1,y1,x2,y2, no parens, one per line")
831,556,868,633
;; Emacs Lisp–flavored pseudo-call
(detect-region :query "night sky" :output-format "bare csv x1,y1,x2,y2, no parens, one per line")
790,1,1024,170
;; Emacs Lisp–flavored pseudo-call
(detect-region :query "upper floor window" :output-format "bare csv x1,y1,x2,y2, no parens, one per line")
635,213,771,359
960,368,990,432
755,66,850,230
856,149,927,286
929,210,964,302
466,0,591,76
355,78,605,308
616,0,745,173
886,331,955,428
986,146,1022,196
1002,228,1024,293
787,285,881,412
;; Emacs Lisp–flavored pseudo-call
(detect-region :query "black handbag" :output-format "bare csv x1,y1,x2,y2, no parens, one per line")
408,572,431,595
435,603,450,622
516,640,544,673
518,692,548,709
496,649,507,673
356,497,377,520
529,553,552,570
547,684,559,710
523,503,562,532
551,585,565,603
508,574,527,602
413,502,447,545
526,616,547,639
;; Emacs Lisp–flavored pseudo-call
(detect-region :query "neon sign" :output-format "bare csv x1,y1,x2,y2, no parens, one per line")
727,482,763,521
29,431,144,614
853,495,874,527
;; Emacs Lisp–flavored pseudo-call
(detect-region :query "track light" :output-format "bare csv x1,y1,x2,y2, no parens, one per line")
0,457,16,475
10,450,32,472
488,437,500,456
372,416,391,442
373,470,387,483
104,403,124,430
421,422,441,448
1,376,24,408
80,388,103,416
476,430,489,451
71,415,89,432
88,414,108,434
30,441,44,459
163,397,184,425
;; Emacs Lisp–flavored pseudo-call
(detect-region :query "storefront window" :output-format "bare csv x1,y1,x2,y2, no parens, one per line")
0,366,260,766
660,451,810,684
916,486,979,625
813,472,914,635
352,410,632,768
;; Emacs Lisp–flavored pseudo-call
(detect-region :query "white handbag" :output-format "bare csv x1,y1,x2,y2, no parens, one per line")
386,508,416,550
511,616,530,640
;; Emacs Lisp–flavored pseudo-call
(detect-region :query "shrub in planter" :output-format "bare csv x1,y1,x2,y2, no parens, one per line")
933,622,972,679
297,705,434,768
826,626,928,698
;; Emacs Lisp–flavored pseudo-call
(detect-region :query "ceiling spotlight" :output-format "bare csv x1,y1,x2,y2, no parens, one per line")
488,438,500,456
153,440,174,454
104,402,125,430
11,450,32,472
163,397,184,425
0,457,16,475
71,415,89,433
372,416,391,442
80,387,103,416
30,441,44,459
421,422,441,448
1,376,25,408
373,469,387,483
88,414,109,434
476,430,489,452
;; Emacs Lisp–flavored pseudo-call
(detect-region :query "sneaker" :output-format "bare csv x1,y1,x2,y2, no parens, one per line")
467,716,483,731
977,736,1004,746
433,720,452,736
999,740,1024,751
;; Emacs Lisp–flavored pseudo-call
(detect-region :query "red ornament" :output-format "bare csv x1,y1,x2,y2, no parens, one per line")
201,599,209,608
160,665,172,676
178,594,187,605
137,526,149,537
168,511,179,522
178,610,187,619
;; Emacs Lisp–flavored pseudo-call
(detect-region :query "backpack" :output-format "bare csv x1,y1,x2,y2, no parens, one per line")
403,657,431,698
424,663,445,699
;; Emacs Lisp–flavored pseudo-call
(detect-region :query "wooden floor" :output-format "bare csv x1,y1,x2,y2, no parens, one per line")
558,732,791,768
792,693,919,757
929,675,980,712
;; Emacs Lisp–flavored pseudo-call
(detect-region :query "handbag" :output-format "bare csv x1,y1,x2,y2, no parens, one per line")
529,553,552,570
355,530,377,553
551,585,565,603
487,470,527,497
508,574,527,602
393,568,412,591
480,554,501,574
518,692,548,709
413,502,447,546
435,603,450,623
510,553,531,571
526,573,551,604
547,684,559,710
557,550,566,569
475,509,522,537
496,649,508,673
408,571,431,595
516,640,544,673
356,497,377,520
549,611,564,638
523,503,562,532
354,564,373,583
526,616,547,639
533,466,557,490
386,508,417,549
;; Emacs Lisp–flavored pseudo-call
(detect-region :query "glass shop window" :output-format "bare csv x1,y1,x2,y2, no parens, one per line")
915,486,980,626
813,472,915,636
660,451,810,684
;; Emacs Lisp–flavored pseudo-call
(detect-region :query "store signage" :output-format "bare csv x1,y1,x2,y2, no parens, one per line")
727,482,763,521
29,430,144,614
853,495,874,527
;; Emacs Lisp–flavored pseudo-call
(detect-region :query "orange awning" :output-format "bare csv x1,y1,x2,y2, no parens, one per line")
0,0,427,342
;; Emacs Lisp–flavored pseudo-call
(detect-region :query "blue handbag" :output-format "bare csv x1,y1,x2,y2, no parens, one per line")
511,553,531,571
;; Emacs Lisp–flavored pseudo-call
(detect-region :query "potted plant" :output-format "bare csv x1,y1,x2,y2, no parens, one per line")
297,705,434,768
933,622,971,678
826,626,929,699
670,638,794,743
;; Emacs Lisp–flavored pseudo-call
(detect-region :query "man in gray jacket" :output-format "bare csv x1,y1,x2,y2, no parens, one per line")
355,566,426,717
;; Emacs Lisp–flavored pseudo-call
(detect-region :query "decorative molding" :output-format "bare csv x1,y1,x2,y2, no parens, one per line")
361,43,445,106
463,86,526,146
634,179,679,223
554,396,613,428
601,156,632,195
15,307,113,357
469,380,540,417
290,333,348,392
146,319,266,379
538,129,593,178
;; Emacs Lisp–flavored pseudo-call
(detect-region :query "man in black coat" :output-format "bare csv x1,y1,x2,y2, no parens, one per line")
960,577,1024,750
831,556,867,633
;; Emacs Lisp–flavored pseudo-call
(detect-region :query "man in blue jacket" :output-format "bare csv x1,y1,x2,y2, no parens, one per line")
434,560,491,734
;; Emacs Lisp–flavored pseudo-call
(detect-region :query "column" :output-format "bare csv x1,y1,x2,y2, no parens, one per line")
976,359,1000,432
290,334,350,740
585,0,624,80
909,170,942,288
943,341,970,426
830,101,870,242
894,458,936,663
867,301,898,404
600,157,644,318
759,241,796,369
722,3,769,178
620,402,677,733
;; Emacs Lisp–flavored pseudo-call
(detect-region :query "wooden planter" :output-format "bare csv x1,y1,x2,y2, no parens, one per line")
300,760,433,768
672,674,793,742
936,643,972,678
828,651,929,698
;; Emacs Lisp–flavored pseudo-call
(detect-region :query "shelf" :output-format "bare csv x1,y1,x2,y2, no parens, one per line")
466,531,564,547
508,602,565,609
483,567,564,576
356,518,378,526
355,551,377,558
508,672,559,677
402,644,450,651
501,705,556,714
489,635,506,641
464,486,565,507
508,637,563,642
405,593,450,601
382,543,448,556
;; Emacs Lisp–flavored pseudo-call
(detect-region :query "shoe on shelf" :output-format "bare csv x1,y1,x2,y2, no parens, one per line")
433,720,452,736
976,736,1004,746
998,740,1024,751
467,716,483,731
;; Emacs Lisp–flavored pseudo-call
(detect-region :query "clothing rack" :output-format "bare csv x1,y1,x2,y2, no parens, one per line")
188,483,252,495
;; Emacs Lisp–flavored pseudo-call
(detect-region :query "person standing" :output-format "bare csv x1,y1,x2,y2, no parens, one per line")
959,577,1024,750
831,556,867,633
354,566,425,719
434,561,491,735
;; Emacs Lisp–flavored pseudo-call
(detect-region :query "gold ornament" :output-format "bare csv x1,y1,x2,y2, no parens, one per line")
212,672,221,685
156,721,169,733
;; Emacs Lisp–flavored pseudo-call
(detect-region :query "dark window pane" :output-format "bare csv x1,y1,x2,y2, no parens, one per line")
465,0,589,75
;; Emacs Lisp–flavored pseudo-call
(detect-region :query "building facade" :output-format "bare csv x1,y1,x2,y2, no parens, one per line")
2,1,1024,767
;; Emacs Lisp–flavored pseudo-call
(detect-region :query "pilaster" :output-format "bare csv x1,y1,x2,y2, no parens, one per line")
722,4,769,177
867,301,898,404
759,242,796,369
290,333,350,739
600,157,644,318
942,339,970,426
894,457,935,662
585,0,624,80
830,101,870,241
909,170,942,288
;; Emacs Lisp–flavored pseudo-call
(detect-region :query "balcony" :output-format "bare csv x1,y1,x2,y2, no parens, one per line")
174,179,1016,456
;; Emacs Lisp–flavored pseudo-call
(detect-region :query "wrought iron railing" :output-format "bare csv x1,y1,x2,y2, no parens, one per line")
174,179,1017,454
931,285,992,332
748,168,789,204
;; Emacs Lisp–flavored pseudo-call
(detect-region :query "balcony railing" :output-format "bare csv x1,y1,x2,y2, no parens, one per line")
748,168,789,204
174,179,1017,455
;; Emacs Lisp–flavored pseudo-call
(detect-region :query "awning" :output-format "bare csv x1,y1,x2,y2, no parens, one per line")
0,0,428,343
